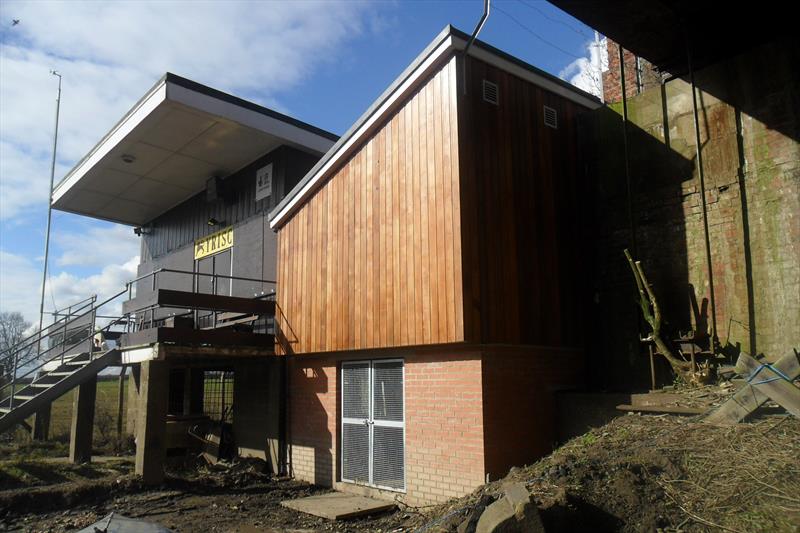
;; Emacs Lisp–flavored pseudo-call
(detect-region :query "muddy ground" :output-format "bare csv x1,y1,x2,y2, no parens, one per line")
1,406,798,532
0,458,418,532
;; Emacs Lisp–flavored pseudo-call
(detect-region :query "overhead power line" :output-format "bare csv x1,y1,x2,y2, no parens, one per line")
493,3,583,60
516,0,592,38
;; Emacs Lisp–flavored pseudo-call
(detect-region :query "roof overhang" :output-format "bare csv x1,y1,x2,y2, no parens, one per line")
52,73,337,226
548,0,791,75
268,25,601,230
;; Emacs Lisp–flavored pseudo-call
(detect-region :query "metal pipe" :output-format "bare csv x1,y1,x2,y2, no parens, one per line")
594,30,605,103
464,0,490,56
686,34,718,347
635,55,643,94
37,71,63,357
461,0,490,95
618,44,638,256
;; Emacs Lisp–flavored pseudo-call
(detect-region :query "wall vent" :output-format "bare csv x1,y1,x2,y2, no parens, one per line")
543,105,558,129
482,79,499,105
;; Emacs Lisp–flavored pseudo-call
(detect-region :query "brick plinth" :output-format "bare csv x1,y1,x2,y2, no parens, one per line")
287,346,584,505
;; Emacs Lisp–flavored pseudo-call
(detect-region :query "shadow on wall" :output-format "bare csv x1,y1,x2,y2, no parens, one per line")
585,38,800,391
689,38,799,145
582,103,694,392
288,360,333,487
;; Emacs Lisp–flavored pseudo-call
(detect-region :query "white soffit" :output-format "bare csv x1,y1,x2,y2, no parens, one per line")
52,74,336,226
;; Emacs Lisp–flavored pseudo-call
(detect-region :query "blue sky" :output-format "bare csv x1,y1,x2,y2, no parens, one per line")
0,0,604,325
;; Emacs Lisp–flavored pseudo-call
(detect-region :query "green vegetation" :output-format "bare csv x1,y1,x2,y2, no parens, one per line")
2,377,129,454
45,377,128,441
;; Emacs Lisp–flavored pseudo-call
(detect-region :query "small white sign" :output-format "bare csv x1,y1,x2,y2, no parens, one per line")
256,163,273,201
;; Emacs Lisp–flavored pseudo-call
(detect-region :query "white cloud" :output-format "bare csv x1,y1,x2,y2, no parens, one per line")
560,36,608,99
0,250,42,324
47,256,139,319
55,224,140,268
0,0,385,331
0,248,139,325
0,0,381,219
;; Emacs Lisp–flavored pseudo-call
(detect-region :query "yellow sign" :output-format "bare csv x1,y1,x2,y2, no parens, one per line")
194,226,234,260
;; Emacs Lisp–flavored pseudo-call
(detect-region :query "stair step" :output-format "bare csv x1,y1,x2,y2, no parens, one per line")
46,371,76,377
0,407,10,414
13,395,35,401
28,383,53,388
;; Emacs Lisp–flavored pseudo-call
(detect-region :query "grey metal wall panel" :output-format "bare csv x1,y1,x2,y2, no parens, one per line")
135,145,320,296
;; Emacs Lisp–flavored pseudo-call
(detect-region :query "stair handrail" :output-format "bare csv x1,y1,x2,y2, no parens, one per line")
2,267,279,411
0,295,97,362
2,297,129,410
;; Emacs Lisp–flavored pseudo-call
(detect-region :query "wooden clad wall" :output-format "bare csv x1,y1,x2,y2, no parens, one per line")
276,57,463,354
459,57,590,348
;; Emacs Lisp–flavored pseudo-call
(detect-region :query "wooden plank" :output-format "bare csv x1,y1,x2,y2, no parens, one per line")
736,352,800,416
121,327,274,349
616,404,705,415
397,106,408,346
130,289,276,316
705,352,800,424
433,69,447,343
281,493,395,520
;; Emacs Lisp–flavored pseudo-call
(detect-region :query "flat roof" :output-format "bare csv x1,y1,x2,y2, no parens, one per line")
52,73,338,226
268,25,601,229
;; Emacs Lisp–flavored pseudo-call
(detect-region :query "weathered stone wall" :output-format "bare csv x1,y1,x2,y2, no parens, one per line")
585,39,799,390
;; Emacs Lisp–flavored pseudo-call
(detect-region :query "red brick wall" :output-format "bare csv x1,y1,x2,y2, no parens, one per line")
404,352,485,504
602,38,660,103
288,347,585,504
288,356,338,486
481,347,584,480
287,350,485,506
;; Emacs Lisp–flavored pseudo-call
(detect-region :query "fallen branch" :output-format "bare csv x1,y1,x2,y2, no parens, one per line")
624,249,697,382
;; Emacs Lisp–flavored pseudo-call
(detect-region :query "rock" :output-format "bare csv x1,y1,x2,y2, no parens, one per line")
475,483,545,533
457,494,495,533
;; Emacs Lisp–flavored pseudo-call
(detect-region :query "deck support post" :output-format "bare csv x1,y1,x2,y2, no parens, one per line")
69,376,97,463
135,360,169,484
31,403,51,441
126,364,141,436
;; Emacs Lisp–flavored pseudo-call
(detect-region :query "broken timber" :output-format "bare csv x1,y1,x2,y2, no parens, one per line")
704,351,800,425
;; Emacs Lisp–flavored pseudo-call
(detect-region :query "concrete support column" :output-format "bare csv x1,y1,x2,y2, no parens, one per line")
135,360,169,485
31,404,51,441
267,358,286,474
233,359,284,474
126,364,141,436
69,376,97,463
31,370,51,441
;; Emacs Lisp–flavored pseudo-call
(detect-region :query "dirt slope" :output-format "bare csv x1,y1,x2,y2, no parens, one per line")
416,413,800,533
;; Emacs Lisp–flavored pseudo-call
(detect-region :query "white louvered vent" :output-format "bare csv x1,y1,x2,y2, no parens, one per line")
543,105,558,129
342,363,370,484
482,79,499,105
372,360,404,490
341,359,405,491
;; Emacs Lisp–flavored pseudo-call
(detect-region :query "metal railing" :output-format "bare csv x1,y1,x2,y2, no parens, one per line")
1,268,277,412
129,268,276,331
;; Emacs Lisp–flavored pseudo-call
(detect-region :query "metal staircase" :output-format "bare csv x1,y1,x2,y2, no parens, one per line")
0,349,119,433
0,293,127,435
1,267,277,435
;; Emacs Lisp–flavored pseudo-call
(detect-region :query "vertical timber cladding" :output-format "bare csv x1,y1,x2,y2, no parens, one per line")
459,56,591,347
277,56,463,354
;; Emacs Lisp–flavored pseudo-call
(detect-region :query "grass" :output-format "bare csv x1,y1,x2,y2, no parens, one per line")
44,377,128,442
2,376,129,452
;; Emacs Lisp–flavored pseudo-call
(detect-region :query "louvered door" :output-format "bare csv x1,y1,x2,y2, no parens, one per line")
341,359,405,491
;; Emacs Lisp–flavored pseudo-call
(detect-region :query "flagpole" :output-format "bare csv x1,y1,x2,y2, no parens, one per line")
37,71,62,354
